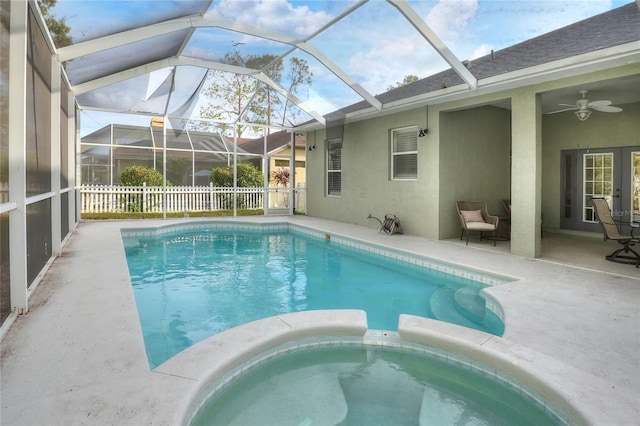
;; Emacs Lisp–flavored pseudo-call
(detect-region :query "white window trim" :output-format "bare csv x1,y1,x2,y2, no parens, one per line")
326,138,342,197
391,126,418,181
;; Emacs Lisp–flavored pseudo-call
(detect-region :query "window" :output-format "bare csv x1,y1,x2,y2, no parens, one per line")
391,126,417,180
326,138,342,196
583,152,613,222
275,159,305,168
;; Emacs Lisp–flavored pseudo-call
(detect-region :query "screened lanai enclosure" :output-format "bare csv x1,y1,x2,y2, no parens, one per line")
81,124,258,186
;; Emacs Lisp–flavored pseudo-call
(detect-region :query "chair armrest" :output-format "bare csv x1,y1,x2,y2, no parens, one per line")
484,214,499,226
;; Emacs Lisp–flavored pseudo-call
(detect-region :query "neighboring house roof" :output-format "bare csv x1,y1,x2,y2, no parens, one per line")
238,131,306,155
81,124,251,154
325,3,640,120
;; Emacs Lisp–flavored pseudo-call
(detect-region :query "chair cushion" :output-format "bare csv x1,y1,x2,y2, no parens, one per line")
460,210,484,223
466,222,496,231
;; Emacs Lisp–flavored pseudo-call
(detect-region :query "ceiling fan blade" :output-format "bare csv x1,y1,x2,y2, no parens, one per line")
558,103,578,107
591,105,623,113
547,107,578,114
588,100,612,107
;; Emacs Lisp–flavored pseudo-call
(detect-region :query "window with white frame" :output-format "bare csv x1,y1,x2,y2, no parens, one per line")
391,126,417,180
326,138,342,196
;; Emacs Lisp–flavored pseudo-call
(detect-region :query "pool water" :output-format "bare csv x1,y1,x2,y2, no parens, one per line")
123,228,504,368
188,345,561,426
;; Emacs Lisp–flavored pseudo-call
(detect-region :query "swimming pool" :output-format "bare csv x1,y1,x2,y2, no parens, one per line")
122,222,507,368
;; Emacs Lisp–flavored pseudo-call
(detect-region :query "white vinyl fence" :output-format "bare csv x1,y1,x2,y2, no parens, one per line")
80,183,306,213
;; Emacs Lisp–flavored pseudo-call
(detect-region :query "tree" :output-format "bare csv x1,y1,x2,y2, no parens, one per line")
198,51,312,137
210,162,263,188
277,57,312,128
119,166,169,186
198,51,258,137
38,0,72,48
386,75,419,91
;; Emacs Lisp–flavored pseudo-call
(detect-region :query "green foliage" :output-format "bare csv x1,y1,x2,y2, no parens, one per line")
210,162,263,188
38,0,73,48
271,168,290,187
119,166,170,187
166,158,190,186
210,162,264,209
386,75,419,91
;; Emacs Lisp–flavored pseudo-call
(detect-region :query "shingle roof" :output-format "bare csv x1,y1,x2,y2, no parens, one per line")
327,3,640,119
238,130,306,155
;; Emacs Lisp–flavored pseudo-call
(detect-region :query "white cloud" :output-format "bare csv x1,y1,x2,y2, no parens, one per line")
212,0,334,37
470,43,493,60
342,0,481,93
425,0,479,45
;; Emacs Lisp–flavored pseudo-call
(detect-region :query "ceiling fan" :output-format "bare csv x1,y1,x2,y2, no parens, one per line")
547,90,623,121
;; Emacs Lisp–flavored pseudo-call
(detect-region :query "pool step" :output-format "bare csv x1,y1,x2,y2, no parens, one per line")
429,287,486,330
453,287,486,324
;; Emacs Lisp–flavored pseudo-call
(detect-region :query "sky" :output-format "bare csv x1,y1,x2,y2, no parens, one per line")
51,0,628,136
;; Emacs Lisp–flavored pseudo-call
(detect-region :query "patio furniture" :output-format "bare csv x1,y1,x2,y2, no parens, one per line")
456,201,499,246
591,198,639,267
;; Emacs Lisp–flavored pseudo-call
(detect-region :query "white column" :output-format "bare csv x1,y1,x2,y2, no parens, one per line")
289,132,295,215
51,58,61,254
74,104,81,221
511,88,542,258
8,0,29,314
262,129,268,213
68,92,78,232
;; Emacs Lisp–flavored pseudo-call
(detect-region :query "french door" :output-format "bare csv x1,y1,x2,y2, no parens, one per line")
561,146,640,232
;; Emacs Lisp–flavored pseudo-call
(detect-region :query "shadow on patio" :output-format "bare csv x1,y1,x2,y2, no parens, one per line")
445,231,639,279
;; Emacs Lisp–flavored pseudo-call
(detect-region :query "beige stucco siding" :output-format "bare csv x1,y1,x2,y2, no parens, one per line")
438,105,512,240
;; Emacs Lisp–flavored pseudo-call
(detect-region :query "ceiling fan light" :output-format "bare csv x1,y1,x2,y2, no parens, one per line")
575,109,591,121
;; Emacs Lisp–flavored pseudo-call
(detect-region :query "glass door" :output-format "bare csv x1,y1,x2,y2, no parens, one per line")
561,146,639,232
632,151,640,223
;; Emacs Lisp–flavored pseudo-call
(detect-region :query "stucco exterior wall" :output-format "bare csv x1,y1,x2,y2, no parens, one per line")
541,101,640,231
438,106,512,239
305,105,511,240
305,108,438,236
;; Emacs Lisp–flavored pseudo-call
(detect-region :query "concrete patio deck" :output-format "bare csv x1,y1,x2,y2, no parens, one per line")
1,216,638,425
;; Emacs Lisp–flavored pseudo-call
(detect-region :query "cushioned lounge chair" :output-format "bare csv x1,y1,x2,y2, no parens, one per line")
456,201,499,246
591,197,639,267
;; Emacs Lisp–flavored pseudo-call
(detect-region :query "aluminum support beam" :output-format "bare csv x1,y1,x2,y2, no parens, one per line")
388,0,478,91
